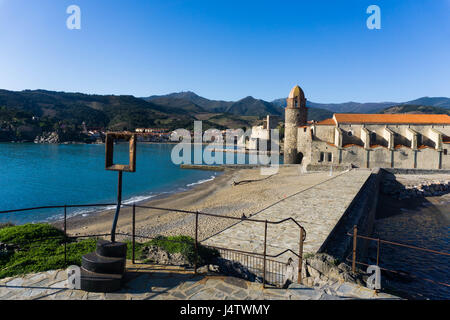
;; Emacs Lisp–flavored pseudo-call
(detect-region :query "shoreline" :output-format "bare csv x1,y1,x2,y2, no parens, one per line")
51,167,239,237
51,166,335,244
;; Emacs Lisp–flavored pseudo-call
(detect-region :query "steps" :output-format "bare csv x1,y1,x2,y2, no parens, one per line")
80,240,127,292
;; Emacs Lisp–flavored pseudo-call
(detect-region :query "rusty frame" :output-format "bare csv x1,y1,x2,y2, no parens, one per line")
105,132,137,172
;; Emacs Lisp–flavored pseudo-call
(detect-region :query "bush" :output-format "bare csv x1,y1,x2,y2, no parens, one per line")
0,223,97,279
126,235,219,266
0,223,66,247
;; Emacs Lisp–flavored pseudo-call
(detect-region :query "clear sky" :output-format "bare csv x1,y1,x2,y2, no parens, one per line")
0,0,449,103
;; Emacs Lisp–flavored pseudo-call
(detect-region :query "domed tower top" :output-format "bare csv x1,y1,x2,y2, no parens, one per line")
286,85,306,109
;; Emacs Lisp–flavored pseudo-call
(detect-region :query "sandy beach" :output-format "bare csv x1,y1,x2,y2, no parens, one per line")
52,166,333,243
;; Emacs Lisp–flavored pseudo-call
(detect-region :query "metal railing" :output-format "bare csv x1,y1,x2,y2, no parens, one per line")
0,202,306,288
347,225,450,288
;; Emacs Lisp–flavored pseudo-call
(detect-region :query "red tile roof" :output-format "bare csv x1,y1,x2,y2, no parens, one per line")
334,114,450,125
316,118,335,125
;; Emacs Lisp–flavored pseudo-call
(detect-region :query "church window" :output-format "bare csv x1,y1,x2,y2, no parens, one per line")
417,134,423,146
370,132,376,143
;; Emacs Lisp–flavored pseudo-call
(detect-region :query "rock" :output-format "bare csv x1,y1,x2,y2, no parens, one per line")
213,257,262,283
141,245,190,266
196,265,209,274
303,254,365,288
0,242,19,257
208,264,220,273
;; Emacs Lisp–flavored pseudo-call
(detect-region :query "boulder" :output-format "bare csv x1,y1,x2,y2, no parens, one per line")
141,245,190,266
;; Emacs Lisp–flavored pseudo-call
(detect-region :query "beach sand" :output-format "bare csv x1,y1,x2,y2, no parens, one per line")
53,166,333,243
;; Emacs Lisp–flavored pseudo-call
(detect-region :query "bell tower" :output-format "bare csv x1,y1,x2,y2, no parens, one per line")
284,85,308,164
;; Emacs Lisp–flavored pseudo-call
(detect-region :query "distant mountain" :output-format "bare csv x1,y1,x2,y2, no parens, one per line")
145,92,282,117
225,96,282,117
271,97,450,114
307,108,334,121
404,97,450,109
271,98,395,113
145,96,207,114
0,89,196,133
1,88,449,142
380,104,450,115
144,91,233,112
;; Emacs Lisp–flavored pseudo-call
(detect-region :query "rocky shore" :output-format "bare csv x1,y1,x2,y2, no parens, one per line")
382,177,450,200
34,131,98,144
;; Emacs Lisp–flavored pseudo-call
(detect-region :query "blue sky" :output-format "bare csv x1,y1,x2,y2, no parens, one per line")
0,0,449,103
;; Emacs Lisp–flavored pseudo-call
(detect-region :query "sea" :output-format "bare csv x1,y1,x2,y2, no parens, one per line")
369,196,450,300
0,143,280,224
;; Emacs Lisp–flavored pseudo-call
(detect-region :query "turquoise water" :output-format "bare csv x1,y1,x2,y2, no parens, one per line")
0,143,232,224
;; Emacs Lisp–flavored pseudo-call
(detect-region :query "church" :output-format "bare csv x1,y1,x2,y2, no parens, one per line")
284,85,450,169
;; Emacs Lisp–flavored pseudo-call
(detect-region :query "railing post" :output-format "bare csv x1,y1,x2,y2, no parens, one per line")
377,238,380,266
194,211,199,274
352,225,358,273
263,220,268,288
298,227,304,284
132,203,136,264
64,205,67,265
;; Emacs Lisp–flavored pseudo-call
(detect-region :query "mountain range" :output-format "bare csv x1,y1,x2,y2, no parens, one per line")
1,88,449,142
145,91,450,118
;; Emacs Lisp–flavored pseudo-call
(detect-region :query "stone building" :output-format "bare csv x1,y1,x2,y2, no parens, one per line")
238,115,279,151
284,85,450,169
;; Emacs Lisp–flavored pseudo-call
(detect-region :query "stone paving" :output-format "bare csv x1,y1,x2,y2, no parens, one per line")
0,262,399,300
202,169,372,264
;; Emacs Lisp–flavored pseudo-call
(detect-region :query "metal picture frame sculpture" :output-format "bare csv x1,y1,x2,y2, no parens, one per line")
79,132,137,292
105,132,137,242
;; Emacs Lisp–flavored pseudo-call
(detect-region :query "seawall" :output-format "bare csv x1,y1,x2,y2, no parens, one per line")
317,168,384,262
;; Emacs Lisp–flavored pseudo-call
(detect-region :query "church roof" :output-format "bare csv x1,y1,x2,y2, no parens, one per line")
316,118,335,125
314,114,450,125
335,114,450,124
288,85,305,99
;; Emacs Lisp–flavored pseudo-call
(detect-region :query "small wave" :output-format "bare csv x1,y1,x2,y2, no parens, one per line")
43,193,166,223
186,175,216,187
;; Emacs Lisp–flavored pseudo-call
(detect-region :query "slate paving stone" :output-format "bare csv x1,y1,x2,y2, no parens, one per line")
223,277,248,289
231,289,249,299
170,291,187,300
0,262,399,300
105,293,130,300
336,283,357,296
215,283,235,295
184,284,205,297
189,287,217,300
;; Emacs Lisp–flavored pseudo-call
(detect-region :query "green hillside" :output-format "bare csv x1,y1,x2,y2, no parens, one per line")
380,104,450,115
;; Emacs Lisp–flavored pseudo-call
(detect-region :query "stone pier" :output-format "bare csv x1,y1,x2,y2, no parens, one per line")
202,169,373,265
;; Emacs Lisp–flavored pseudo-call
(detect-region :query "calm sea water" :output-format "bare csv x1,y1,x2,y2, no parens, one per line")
370,197,450,300
0,143,277,224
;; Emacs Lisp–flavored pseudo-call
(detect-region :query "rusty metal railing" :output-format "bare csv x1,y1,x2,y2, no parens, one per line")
347,225,450,288
123,203,306,288
0,202,306,288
